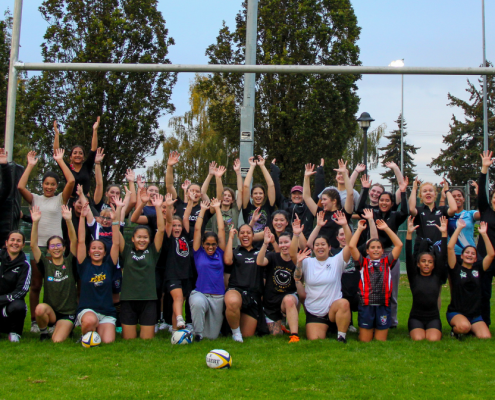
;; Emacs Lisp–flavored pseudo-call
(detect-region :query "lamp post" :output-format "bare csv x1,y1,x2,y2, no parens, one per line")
482,0,489,191
357,112,375,176
389,59,405,172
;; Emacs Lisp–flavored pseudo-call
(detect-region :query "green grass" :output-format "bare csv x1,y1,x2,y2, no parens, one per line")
2,277,495,400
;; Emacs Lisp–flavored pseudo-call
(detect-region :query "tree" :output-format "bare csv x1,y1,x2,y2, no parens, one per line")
343,123,386,172
26,0,177,185
379,115,419,183
198,0,361,193
429,70,495,185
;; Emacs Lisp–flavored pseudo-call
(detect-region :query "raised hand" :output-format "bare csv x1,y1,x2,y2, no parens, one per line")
165,193,177,207
413,176,421,190
385,161,398,170
316,211,327,227
297,248,312,264
361,174,371,189
357,219,367,231
251,207,261,224
210,197,221,208
75,184,84,198
233,158,241,173
440,176,449,191
375,219,389,231
30,206,41,222
319,158,325,167
81,202,90,217
399,176,409,192
93,116,100,130
354,163,366,173
0,148,8,164
167,151,180,166
479,221,488,235
113,196,125,208
215,166,226,178
229,228,238,240
208,161,218,175
200,200,210,210
305,163,316,177
53,148,65,162
362,208,374,221
139,187,150,204
53,120,59,135
333,210,348,226
407,215,419,233
248,156,257,167
292,214,304,236
434,216,447,233
271,159,276,165
181,179,191,192
151,194,164,208
61,205,72,220
136,175,145,189
263,227,272,245
456,218,466,230
257,155,266,167
125,168,135,182
95,147,105,164
480,150,494,168
471,181,479,195
333,159,348,175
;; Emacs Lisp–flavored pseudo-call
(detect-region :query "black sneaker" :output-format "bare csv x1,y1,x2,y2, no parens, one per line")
194,334,203,342
40,333,51,342
337,335,347,344
450,328,463,340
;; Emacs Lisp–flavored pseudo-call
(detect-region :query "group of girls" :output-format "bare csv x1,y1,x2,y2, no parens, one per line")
1,117,495,344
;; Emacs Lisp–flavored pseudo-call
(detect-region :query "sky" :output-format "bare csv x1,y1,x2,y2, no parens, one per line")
4,0,495,184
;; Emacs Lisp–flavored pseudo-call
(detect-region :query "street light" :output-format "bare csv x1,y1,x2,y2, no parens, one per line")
357,112,375,176
389,59,405,173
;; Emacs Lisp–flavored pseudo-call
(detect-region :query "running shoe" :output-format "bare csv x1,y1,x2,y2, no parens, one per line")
116,327,123,334
232,333,244,343
337,335,347,344
158,319,170,331
348,325,358,333
176,316,186,329
288,334,300,343
30,321,40,333
40,333,51,342
8,333,20,342
48,326,55,334
155,324,159,333
281,325,290,334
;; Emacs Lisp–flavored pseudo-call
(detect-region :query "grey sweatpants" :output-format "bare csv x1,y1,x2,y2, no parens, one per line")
189,290,224,339
390,258,401,327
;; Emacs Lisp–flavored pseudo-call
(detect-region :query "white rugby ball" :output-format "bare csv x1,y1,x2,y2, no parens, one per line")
81,331,101,348
206,349,232,369
171,329,193,345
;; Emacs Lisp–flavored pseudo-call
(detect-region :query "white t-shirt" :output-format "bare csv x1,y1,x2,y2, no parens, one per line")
302,251,345,317
31,193,64,246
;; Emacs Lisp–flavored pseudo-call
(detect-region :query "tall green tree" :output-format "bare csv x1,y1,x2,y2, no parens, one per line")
198,0,361,193
429,70,495,185
379,115,419,183
27,0,177,184
343,123,386,172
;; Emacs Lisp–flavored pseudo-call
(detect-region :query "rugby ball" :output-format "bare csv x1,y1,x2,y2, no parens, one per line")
206,349,232,369
81,331,101,348
171,329,193,345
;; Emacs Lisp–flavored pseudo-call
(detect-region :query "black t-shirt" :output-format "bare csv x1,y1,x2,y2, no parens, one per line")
226,246,263,295
334,246,362,303
174,196,212,238
242,201,276,234
147,215,167,270
477,172,495,259
164,229,191,280
447,262,484,318
414,204,449,244
316,207,352,249
262,252,297,310
65,150,96,197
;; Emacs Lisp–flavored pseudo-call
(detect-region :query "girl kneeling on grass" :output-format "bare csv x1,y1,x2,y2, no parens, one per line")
76,199,121,343
295,210,352,343
348,219,403,342
119,194,165,340
405,216,448,342
447,219,494,339
190,199,226,341
31,205,78,342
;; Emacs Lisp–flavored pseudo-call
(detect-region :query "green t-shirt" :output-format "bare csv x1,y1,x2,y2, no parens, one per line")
211,204,240,247
39,253,78,315
120,242,160,301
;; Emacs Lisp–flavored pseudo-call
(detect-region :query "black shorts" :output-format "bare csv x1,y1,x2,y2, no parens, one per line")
264,293,299,322
54,311,76,324
120,300,157,326
408,317,442,332
305,310,338,332
112,268,122,294
227,287,261,320
164,279,192,297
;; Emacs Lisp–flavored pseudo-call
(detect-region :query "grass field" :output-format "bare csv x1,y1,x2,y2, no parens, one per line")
1,276,495,400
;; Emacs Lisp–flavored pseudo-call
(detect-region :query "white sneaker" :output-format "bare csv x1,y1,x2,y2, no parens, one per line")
168,325,174,333
348,325,358,333
30,321,40,333
8,333,21,342
232,332,243,343
176,316,186,329
185,323,193,331
155,324,159,333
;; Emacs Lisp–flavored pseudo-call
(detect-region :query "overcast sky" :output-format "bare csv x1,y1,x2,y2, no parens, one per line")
5,0,494,183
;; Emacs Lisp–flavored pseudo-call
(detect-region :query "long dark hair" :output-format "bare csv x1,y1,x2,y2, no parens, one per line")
320,189,342,209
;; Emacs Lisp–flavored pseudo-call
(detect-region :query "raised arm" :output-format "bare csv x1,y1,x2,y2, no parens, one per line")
151,194,165,252
356,175,371,213
362,208,378,239
193,200,210,252
405,216,419,280
233,159,244,210
257,156,276,207
201,161,217,201
77,202,90,264
349,219,366,261
256,228,273,267
334,159,354,214
130,187,150,225
294,248,311,282
53,120,60,151
125,169,137,216
270,159,285,209
91,117,100,151
434,216,448,278
183,198,194,234
53,149,75,204
214,165,227,203
291,217,304,264
409,176,420,217
303,164,318,215
334,210,352,262
223,228,237,266
350,163,365,188
397,177,410,219
385,161,405,204
17,151,38,204
93,147,105,204
76,184,94,225
313,159,325,203
442,179,457,217
478,221,495,271
376,219,403,261
242,157,257,208
61,205,78,256
165,151,179,199
478,151,493,213
30,206,42,262
111,197,123,264
306,211,326,250
0,149,12,204
211,198,225,251
164,193,176,238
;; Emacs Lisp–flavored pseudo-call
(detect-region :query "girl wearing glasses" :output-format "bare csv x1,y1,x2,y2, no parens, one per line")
189,198,226,341
30,205,78,342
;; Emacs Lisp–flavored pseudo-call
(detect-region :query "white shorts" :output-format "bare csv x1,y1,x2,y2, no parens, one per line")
77,309,117,326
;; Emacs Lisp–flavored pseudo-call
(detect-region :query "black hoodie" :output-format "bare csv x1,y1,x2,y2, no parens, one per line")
0,248,31,307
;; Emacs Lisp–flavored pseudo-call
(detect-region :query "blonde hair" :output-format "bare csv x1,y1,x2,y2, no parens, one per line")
417,182,437,202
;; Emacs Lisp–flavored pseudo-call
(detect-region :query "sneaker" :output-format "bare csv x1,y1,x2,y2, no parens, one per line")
194,334,203,342
48,326,55,334
288,334,300,343
348,325,358,333
337,335,347,344
40,333,51,342
451,328,463,340
8,333,20,342
281,325,290,334
168,325,174,333
232,332,243,343
116,327,122,334
30,321,40,333
158,319,169,331
176,316,186,329
186,323,193,331
155,324,159,333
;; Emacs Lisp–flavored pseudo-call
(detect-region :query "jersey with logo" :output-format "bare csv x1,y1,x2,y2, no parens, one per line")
165,229,192,281
226,246,263,294
447,262,484,318
263,252,297,310
357,254,396,306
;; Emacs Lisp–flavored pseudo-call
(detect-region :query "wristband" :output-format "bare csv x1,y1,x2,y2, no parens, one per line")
444,190,451,194
112,222,120,226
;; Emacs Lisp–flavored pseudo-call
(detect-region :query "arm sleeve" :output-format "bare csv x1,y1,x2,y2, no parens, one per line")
396,191,410,226
314,166,326,203
478,172,489,213
356,187,369,214
405,239,416,281
85,150,97,172
270,163,286,209
0,261,31,307
0,164,13,204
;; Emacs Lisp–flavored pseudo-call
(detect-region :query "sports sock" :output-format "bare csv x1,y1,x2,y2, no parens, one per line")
232,327,241,335
39,327,48,334
290,333,299,336
338,332,346,339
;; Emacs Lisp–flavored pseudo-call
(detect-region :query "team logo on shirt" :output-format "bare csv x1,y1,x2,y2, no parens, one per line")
472,270,479,278
435,211,442,215
273,267,292,289
380,315,388,325
426,220,436,226
11,267,19,273
131,249,149,261
460,271,467,279
176,237,189,258
90,273,106,287
245,257,255,264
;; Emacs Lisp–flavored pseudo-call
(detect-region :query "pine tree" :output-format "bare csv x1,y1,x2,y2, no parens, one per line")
379,115,419,184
